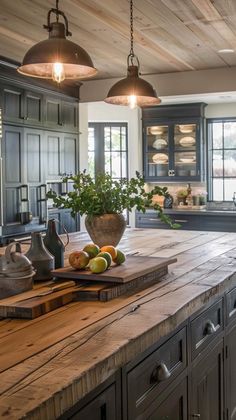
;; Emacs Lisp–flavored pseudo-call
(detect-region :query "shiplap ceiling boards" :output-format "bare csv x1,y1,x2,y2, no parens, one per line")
0,0,236,79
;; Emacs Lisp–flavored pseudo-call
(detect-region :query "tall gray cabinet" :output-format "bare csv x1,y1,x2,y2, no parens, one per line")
0,62,80,244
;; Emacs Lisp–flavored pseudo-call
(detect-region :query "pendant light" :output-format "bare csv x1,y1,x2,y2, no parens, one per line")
17,0,97,82
105,0,161,108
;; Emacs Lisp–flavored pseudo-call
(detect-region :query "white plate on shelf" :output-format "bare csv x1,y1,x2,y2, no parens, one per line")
179,157,196,163
178,124,195,134
149,126,164,135
152,138,167,149
152,153,168,164
179,136,196,147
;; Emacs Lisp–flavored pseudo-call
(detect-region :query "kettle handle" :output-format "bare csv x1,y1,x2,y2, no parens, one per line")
54,219,70,247
5,242,22,262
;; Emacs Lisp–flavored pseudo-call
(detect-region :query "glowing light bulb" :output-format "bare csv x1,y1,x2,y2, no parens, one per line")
128,95,137,109
52,62,65,83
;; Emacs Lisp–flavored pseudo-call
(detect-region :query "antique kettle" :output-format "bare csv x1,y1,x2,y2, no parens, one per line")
0,242,35,298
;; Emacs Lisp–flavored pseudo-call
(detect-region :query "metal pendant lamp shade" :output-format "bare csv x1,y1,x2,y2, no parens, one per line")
18,1,97,82
105,64,161,107
105,0,160,107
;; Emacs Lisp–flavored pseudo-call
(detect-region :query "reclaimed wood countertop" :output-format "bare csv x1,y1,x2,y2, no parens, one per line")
1,228,236,419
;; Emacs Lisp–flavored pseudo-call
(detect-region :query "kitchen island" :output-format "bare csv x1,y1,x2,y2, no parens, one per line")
0,228,236,419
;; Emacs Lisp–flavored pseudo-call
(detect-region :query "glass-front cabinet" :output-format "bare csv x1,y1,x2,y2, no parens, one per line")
142,104,206,182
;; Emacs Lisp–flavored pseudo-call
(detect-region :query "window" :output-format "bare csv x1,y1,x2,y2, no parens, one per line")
207,119,236,201
88,123,128,180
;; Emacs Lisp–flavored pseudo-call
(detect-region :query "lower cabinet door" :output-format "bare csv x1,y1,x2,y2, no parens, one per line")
226,323,236,420
70,384,117,420
149,378,187,420
190,340,223,420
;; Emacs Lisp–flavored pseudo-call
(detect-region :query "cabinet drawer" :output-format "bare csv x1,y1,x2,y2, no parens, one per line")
226,287,236,324
127,327,187,419
191,299,223,359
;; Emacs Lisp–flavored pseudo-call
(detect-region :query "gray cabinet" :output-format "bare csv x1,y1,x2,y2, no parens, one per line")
48,208,78,234
0,78,79,243
2,125,45,237
225,287,236,420
191,340,224,420
60,289,236,420
0,84,78,131
142,103,206,182
60,373,121,420
146,378,187,420
25,90,43,125
126,327,187,419
136,210,236,232
2,85,24,123
44,131,78,180
70,384,117,420
45,96,78,131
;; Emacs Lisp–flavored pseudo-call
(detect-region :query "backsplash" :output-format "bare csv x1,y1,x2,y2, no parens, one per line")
146,182,236,210
146,182,207,207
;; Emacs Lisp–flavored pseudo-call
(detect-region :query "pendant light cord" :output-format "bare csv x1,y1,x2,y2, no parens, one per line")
56,0,59,22
130,0,134,59
128,0,139,68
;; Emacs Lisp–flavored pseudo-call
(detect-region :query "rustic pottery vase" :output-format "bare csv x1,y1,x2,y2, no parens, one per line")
85,213,126,247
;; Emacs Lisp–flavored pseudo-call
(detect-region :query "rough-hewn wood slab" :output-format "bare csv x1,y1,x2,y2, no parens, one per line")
52,255,176,283
0,229,236,419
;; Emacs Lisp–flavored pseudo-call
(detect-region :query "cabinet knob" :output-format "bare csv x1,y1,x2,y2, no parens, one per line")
150,362,171,384
204,320,216,336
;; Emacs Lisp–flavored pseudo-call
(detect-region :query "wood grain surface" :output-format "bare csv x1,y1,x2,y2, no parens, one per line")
52,255,176,283
0,229,236,419
1,0,236,78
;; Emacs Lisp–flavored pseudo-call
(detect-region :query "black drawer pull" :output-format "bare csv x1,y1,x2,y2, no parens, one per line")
150,362,171,384
204,320,216,336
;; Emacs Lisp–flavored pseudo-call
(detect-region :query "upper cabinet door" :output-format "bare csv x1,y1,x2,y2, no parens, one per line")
45,97,62,128
173,122,200,181
144,124,170,181
24,91,43,126
2,85,24,123
62,100,78,131
142,104,206,182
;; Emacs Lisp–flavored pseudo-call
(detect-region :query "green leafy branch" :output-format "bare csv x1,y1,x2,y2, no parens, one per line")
47,171,179,228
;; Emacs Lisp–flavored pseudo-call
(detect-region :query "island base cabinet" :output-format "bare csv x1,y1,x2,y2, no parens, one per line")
144,377,187,420
70,384,117,420
225,323,236,420
190,340,224,420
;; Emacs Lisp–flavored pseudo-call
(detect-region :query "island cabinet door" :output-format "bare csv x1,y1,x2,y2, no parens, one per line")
225,285,236,420
68,383,118,420
225,323,236,420
190,339,224,420
144,377,187,420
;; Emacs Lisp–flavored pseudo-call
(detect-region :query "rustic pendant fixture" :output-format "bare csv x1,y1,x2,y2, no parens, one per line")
105,0,160,108
17,0,97,82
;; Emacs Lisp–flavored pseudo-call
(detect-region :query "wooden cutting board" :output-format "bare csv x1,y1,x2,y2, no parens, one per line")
0,281,77,319
52,256,177,284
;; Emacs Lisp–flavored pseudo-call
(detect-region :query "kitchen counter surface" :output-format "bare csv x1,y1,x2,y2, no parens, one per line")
1,228,236,419
146,207,236,216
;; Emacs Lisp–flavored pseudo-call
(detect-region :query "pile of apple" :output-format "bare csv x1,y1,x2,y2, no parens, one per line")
68,244,126,274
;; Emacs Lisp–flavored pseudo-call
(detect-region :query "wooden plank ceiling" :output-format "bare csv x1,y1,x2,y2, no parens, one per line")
0,0,236,79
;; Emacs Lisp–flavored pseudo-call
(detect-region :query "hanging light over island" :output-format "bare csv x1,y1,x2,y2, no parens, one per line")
105,0,160,108
17,0,97,83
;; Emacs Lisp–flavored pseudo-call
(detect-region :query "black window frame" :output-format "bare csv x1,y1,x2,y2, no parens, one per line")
88,122,128,180
207,117,236,202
